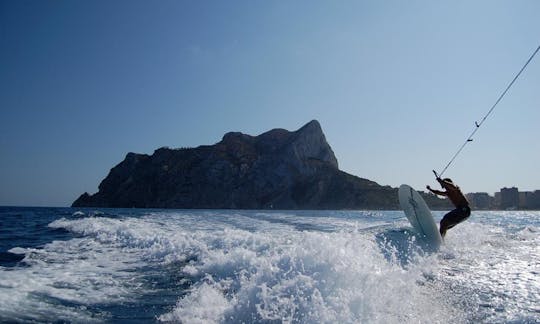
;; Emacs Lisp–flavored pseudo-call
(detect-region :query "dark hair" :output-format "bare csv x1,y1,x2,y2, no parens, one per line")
443,178,453,184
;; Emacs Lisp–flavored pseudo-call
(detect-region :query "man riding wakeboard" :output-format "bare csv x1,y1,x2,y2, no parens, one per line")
426,177,471,238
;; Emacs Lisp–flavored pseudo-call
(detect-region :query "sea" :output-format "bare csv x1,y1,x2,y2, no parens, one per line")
0,207,538,323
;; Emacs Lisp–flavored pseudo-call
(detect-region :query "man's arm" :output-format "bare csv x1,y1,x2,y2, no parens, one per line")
426,185,447,196
436,177,454,188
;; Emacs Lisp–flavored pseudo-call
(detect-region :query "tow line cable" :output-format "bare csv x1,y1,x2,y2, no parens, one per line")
435,43,540,179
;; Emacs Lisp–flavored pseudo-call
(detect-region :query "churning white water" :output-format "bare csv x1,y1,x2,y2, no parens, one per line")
0,208,538,323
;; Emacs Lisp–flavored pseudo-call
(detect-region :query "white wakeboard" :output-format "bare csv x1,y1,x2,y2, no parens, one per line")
398,184,442,248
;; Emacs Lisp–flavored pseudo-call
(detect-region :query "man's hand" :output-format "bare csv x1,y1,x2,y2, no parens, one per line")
426,185,432,191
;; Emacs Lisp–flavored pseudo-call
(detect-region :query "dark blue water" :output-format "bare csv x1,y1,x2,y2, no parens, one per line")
0,207,72,267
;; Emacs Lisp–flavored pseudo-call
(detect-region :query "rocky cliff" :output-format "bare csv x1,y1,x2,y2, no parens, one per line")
73,120,448,209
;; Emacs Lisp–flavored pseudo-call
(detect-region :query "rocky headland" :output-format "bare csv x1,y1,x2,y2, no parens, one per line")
73,120,449,209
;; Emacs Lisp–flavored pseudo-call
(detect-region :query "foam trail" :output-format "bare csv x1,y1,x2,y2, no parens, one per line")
1,210,538,323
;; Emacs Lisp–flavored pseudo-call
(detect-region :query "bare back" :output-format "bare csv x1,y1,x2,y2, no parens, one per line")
445,185,469,208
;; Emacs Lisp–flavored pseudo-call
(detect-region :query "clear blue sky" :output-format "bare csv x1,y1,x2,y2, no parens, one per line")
1,0,539,207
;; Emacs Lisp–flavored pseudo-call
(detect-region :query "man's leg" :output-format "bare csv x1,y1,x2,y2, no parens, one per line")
439,217,452,238
439,209,460,238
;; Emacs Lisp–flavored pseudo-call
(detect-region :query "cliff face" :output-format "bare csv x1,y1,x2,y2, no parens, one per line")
73,120,438,209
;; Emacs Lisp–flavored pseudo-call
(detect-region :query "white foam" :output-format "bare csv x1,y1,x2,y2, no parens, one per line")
0,237,138,321
2,210,538,323
157,222,461,323
159,281,234,323
435,214,540,323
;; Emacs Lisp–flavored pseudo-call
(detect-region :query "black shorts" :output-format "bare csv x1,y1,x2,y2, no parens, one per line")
441,206,471,229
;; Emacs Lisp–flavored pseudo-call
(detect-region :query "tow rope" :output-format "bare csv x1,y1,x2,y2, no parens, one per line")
436,44,540,178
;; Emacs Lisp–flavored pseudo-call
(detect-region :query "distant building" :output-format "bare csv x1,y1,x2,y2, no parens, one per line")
530,191,540,209
519,192,532,209
500,187,519,210
530,190,540,209
465,188,540,210
494,192,501,209
466,192,493,210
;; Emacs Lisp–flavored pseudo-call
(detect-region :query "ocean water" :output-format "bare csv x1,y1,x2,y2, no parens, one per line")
0,207,538,323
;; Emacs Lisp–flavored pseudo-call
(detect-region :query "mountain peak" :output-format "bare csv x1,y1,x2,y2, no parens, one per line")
289,120,338,169
296,119,322,133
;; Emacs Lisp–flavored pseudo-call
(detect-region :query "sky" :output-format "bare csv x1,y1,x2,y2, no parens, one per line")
1,0,539,207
